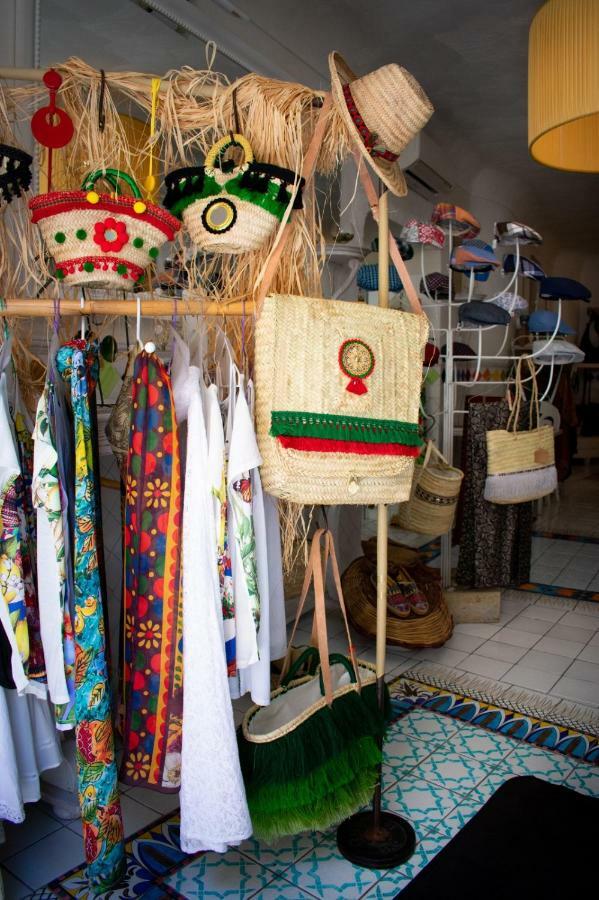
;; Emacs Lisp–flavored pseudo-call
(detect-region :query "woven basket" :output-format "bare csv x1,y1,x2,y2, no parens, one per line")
255,293,428,505
342,556,453,649
485,358,557,504
30,169,179,289
164,133,304,254
396,441,464,535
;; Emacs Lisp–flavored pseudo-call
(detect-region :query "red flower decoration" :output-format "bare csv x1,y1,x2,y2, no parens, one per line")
93,216,129,253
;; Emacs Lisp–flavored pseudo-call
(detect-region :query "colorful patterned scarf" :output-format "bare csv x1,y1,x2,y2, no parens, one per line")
56,339,125,893
121,350,183,791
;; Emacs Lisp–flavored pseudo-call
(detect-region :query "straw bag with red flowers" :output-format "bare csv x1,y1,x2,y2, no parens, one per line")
30,168,180,289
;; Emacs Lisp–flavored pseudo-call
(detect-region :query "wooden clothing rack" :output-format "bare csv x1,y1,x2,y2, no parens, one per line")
0,297,250,317
0,60,409,865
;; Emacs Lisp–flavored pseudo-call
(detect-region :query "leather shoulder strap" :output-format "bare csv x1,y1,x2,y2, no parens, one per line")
356,154,424,316
255,93,333,311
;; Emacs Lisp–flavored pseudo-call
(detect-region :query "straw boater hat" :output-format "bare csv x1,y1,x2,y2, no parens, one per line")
329,52,434,197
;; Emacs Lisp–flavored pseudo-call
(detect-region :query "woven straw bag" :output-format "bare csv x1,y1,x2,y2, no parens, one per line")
485,358,557,504
254,102,428,505
238,529,387,840
30,169,180,289
396,440,464,534
342,555,453,650
164,133,304,254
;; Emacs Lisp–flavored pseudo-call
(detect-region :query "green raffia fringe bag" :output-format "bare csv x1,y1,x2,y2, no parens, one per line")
237,529,389,841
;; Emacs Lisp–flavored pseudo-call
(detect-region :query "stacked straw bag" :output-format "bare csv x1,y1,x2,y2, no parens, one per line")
343,538,453,650
395,440,464,535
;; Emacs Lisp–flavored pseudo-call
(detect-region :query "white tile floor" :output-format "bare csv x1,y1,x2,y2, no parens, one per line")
2,521,599,896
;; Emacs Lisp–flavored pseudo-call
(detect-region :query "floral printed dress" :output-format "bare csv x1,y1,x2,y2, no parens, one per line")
56,339,125,893
32,383,76,728
227,375,261,673
121,349,183,792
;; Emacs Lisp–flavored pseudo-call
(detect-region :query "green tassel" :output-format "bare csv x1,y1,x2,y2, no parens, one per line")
250,766,379,842
270,411,422,446
246,735,382,813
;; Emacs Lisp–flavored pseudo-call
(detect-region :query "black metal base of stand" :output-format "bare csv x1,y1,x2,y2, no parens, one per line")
336,810,416,869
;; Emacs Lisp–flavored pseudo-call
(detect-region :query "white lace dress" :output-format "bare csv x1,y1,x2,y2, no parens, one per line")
180,363,252,853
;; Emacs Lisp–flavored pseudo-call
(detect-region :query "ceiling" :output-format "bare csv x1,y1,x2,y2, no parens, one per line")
40,0,599,251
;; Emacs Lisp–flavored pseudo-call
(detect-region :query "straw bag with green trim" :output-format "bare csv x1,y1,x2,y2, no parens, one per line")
254,104,429,506
163,133,305,254
484,357,557,504
237,528,389,841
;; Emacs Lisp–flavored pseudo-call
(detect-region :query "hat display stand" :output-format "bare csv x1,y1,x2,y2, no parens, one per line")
419,219,566,600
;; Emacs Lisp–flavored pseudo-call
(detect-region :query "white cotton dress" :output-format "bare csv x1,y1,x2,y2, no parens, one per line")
179,361,252,854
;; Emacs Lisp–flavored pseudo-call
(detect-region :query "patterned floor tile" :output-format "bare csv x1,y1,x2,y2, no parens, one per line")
164,850,274,898
251,876,319,899
361,836,446,899
433,799,482,840
383,727,436,776
279,834,381,900
563,763,599,798
499,743,577,784
414,750,495,795
468,770,517,804
238,831,324,876
382,773,461,836
392,709,459,744
444,724,518,764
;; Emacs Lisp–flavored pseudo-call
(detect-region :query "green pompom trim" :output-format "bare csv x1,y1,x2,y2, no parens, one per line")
76,229,87,240
270,411,422,446
133,237,144,248
116,264,127,275
54,232,66,244
148,247,159,259
55,268,65,280
83,262,94,273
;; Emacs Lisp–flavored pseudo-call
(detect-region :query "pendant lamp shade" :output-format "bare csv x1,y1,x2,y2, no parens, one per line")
528,0,599,172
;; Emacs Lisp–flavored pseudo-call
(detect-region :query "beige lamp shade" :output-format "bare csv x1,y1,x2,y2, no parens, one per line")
528,0,599,172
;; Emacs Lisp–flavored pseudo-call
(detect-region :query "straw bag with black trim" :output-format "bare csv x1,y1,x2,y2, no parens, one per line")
396,440,464,534
164,133,304,254
484,357,557,504
237,529,388,841
254,98,429,505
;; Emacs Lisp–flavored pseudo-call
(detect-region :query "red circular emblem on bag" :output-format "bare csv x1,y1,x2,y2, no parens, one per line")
338,339,375,395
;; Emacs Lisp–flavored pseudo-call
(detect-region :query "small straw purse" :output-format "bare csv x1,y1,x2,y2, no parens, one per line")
484,357,557,504
163,133,304,254
29,168,180,288
237,529,387,841
396,440,464,535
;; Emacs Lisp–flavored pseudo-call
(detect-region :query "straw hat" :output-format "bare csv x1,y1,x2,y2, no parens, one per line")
329,52,434,197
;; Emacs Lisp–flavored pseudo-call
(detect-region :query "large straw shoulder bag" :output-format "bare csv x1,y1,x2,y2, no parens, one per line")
237,529,387,841
396,440,464,534
254,101,428,505
484,357,557,504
